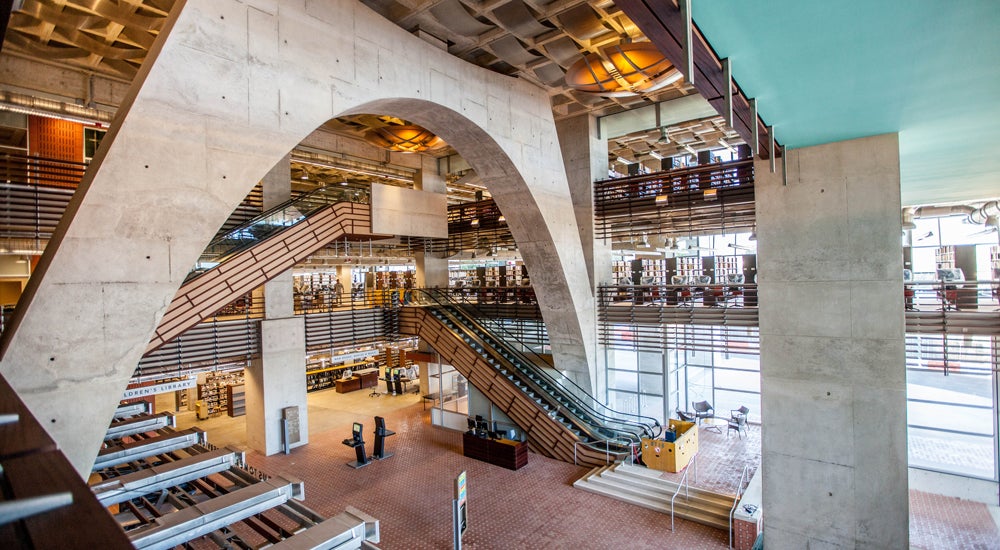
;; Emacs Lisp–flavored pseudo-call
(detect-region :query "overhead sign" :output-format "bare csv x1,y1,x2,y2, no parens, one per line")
122,377,196,399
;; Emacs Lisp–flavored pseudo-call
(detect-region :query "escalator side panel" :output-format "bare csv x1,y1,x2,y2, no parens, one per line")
400,307,614,467
147,202,371,354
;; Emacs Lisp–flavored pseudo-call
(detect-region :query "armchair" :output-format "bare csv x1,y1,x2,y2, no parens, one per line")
691,400,714,423
728,406,750,439
675,409,696,423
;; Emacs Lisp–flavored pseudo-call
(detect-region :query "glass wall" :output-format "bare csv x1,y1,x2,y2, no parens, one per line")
604,331,762,426
906,334,998,480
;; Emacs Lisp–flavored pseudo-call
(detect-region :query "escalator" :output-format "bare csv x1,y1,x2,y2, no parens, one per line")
146,186,374,354
403,289,661,467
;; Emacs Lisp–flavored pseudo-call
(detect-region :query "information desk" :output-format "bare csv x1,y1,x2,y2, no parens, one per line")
462,432,527,470
641,419,697,473
334,368,380,394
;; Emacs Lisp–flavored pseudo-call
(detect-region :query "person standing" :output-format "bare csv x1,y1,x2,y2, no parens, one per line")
333,279,344,307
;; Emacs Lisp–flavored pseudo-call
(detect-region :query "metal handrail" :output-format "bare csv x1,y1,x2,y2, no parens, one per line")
670,452,697,531
728,463,752,549
422,287,661,435
572,437,634,466
415,288,660,443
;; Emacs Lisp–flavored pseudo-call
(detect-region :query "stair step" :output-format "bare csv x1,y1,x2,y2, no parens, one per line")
610,464,736,507
574,466,732,531
588,471,731,519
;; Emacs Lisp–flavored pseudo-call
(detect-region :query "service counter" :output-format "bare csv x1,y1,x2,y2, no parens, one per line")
641,419,698,473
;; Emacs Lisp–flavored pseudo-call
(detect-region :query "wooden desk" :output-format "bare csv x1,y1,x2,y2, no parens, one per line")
463,432,527,470
355,368,379,389
335,377,362,393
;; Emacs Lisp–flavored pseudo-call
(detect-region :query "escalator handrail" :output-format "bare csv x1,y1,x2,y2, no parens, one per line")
414,288,660,440
422,288,658,433
423,288,656,428
200,185,370,263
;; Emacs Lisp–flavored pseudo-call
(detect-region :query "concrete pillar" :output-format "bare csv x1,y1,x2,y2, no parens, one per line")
756,133,906,548
414,251,448,289
245,317,308,454
414,154,446,193
555,114,611,289
412,154,448,291
246,154,308,454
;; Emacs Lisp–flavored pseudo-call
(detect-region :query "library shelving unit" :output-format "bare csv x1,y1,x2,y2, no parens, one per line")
227,384,246,417
935,246,955,269
196,371,244,418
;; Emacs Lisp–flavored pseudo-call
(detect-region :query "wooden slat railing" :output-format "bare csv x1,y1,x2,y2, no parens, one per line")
400,306,614,467
146,202,372,354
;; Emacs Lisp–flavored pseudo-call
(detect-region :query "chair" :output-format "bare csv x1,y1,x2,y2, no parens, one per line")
675,409,696,423
728,406,749,439
692,401,714,423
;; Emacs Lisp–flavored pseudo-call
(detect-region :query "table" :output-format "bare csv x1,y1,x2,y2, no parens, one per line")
335,377,361,393
702,417,728,434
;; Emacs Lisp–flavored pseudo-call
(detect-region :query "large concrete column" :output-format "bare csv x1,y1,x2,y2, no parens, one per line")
757,133,906,548
555,113,609,391
415,251,448,289
556,113,610,289
245,154,308,455
413,153,448,290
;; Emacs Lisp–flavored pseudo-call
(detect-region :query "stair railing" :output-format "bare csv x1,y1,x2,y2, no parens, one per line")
670,452,697,531
193,185,370,271
572,437,633,466
728,463,752,549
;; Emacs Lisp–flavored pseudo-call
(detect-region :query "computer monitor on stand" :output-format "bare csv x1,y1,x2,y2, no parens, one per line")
341,422,370,468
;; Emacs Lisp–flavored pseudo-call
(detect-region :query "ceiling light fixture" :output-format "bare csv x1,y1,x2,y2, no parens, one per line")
648,150,665,160
364,124,443,153
565,42,682,97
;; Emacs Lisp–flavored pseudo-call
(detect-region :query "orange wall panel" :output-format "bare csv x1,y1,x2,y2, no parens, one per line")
28,116,84,163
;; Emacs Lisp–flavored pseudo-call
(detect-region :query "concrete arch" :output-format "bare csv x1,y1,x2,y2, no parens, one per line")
0,0,595,475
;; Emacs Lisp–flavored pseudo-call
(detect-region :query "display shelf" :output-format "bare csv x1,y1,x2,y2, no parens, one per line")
935,246,955,269
227,384,245,417
713,255,743,283
676,256,703,280
196,371,244,417
305,359,379,393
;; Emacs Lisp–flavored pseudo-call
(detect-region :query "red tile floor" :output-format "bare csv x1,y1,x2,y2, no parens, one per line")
180,393,999,549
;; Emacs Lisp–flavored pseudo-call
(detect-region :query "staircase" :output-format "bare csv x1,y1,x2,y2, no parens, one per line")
573,462,734,530
147,194,373,354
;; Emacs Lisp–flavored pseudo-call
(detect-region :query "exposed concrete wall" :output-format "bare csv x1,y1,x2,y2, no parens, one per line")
757,133,907,548
415,154,446,193
0,0,595,474
370,184,447,239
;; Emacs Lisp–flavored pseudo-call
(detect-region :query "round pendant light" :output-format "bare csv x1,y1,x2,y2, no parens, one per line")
565,42,682,97
364,124,443,153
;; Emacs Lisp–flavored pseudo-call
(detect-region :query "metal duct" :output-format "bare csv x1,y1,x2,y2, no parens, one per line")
967,200,1000,226
912,205,975,218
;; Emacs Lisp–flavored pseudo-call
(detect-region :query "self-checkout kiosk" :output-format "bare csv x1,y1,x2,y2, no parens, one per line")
372,416,396,460
342,422,370,468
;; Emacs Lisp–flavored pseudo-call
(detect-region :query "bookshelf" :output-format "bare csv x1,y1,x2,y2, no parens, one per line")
197,371,244,417
713,255,743,283
935,246,955,269
227,384,246,417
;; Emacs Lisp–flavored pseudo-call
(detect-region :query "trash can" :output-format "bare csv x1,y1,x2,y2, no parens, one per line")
195,400,208,420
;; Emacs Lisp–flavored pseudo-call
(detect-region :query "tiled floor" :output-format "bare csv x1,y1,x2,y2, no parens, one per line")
163,390,1000,549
